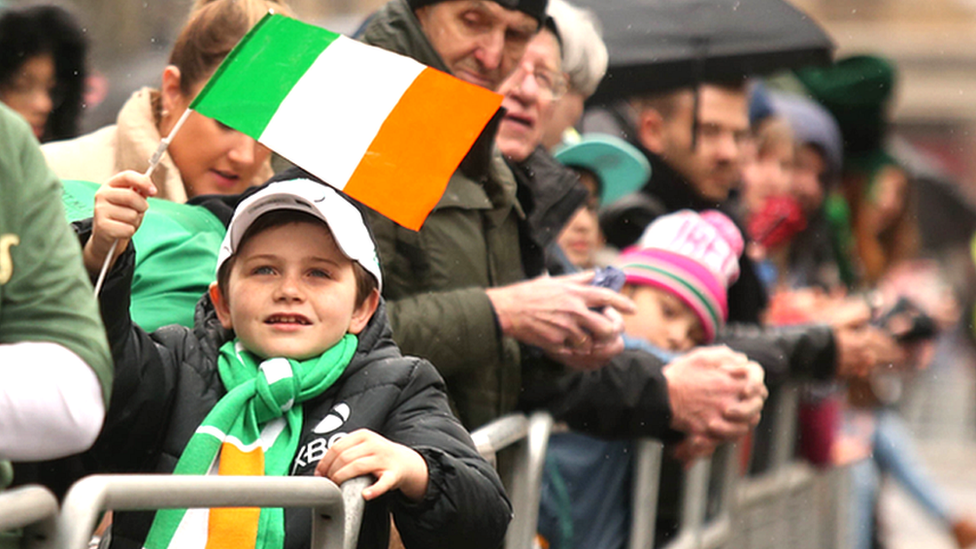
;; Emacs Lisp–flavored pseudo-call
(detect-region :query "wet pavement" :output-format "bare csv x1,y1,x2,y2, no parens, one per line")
879,330,976,549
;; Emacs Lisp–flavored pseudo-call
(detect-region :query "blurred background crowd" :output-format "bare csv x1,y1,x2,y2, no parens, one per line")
5,0,976,548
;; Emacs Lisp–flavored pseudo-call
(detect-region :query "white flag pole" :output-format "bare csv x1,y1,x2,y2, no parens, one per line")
93,108,194,295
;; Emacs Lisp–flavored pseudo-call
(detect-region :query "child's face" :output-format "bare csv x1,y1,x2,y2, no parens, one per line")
213,221,375,360
622,284,705,353
556,171,603,269
741,138,794,215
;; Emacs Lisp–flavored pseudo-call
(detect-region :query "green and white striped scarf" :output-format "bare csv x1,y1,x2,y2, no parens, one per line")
143,334,357,549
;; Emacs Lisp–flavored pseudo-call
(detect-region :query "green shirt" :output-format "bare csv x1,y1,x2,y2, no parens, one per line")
0,104,112,509
0,104,112,401
61,180,226,331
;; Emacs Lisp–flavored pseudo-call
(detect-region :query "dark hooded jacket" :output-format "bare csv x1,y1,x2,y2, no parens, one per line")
600,149,770,326
587,103,838,386
81,232,512,549
358,0,527,431
508,146,589,278
357,2,687,443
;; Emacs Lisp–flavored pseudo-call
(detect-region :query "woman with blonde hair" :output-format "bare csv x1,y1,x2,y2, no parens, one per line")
42,0,291,202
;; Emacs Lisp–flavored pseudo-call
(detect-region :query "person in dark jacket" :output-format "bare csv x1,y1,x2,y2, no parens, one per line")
584,82,884,386
359,0,636,431
360,0,771,462
494,22,590,278
588,81,769,324
78,174,511,549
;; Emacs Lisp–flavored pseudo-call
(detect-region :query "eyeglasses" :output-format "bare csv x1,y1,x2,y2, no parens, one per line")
510,63,568,102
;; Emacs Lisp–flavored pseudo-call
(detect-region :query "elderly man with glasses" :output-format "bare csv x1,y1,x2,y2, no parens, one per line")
358,0,766,456
495,21,585,279
358,0,636,433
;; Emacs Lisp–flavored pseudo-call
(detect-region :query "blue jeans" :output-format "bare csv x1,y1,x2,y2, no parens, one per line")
849,408,952,549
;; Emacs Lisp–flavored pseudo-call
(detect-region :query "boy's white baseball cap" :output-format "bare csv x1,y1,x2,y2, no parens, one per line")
216,179,382,290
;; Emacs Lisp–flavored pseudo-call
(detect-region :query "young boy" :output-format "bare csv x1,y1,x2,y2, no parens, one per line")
617,209,745,354
536,209,746,549
81,173,511,549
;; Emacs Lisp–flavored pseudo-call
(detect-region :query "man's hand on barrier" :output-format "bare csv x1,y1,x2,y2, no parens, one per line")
315,429,429,502
834,324,907,379
671,434,721,464
663,346,767,441
486,272,635,364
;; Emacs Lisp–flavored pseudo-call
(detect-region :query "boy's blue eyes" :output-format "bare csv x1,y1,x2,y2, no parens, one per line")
249,266,331,279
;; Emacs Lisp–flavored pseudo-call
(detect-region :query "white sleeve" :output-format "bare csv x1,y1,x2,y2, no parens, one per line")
0,341,106,461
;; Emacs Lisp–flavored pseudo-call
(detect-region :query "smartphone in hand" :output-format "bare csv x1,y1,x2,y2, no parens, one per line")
590,266,626,293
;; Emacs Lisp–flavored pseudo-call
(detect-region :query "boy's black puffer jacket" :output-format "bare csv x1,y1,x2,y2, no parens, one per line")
88,242,512,549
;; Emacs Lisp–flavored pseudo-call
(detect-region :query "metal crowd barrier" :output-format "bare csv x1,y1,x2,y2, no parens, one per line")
628,439,664,549
594,381,854,549
635,441,739,549
0,485,59,548
55,474,371,549
729,382,856,549
471,411,553,549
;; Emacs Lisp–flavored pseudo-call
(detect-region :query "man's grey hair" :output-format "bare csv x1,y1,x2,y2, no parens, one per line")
547,0,608,98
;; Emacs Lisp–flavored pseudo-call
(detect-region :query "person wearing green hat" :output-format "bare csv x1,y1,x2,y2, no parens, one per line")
795,54,916,288
798,54,976,549
552,133,650,270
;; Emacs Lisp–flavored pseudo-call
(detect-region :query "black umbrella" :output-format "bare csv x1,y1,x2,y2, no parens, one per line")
573,0,835,104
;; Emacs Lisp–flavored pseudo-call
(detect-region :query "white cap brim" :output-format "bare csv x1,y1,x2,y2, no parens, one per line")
216,179,382,291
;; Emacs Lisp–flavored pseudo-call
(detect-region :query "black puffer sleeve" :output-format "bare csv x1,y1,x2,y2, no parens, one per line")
519,351,684,442
381,359,512,549
73,221,180,473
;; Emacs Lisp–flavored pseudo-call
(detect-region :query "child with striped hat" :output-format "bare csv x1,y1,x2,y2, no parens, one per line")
618,209,744,353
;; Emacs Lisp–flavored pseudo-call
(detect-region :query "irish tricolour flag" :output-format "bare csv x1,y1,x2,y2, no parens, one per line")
189,13,503,230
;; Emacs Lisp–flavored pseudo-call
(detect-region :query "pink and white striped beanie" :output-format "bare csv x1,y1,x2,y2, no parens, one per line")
617,210,745,342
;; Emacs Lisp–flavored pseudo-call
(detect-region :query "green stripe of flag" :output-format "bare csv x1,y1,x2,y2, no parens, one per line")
190,14,340,139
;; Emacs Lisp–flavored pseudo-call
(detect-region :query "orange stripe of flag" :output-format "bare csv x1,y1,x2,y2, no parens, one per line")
343,68,503,231
205,442,264,549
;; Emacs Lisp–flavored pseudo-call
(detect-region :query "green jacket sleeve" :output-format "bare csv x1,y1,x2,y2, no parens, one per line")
62,179,225,332
0,105,112,404
367,210,504,378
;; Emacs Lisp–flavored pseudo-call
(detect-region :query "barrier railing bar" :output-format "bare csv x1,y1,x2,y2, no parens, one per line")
0,485,59,530
700,516,732,549
769,384,800,472
467,382,842,549
737,461,817,506
700,443,739,549
627,438,664,549
339,476,371,549
55,475,366,549
504,411,553,549
471,414,530,466
0,485,59,549
660,454,712,549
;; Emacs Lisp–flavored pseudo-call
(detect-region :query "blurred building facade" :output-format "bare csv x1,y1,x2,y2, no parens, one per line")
794,0,976,194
